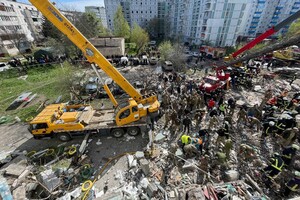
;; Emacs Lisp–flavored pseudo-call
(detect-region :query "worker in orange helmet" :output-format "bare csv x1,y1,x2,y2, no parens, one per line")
191,137,203,155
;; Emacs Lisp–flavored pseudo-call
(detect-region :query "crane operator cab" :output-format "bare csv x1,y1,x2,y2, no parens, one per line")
114,97,158,126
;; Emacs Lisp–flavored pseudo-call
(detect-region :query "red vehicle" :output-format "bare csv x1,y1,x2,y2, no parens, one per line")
199,75,228,93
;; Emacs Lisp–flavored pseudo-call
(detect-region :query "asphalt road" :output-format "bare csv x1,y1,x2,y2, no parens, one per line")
0,123,148,168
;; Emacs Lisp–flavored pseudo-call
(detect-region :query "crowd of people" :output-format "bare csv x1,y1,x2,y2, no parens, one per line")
153,62,300,197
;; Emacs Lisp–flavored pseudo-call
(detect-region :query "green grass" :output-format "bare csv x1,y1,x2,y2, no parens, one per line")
0,62,80,122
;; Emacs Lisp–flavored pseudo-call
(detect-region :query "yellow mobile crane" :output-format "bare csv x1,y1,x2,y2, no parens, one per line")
28,0,160,141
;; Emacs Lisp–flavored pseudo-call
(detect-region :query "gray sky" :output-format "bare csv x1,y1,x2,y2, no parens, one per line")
18,0,105,12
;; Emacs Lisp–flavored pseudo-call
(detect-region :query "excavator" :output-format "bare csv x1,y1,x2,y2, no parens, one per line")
224,9,300,67
28,0,160,140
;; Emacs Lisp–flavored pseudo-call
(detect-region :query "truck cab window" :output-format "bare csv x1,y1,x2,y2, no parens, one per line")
119,109,130,119
132,106,138,113
32,123,48,130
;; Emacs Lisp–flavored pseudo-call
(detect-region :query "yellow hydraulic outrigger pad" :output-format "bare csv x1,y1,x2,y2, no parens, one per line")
30,0,160,117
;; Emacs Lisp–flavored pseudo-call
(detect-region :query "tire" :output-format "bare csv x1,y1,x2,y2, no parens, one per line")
111,129,124,138
57,132,71,142
127,127,140,136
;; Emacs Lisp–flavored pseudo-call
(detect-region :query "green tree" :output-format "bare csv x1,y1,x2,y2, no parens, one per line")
42,17,63,40
42,12,111,57
286,19,300,38
130,23,149,54
75,12,109,38
113,5,130,39
158,40,173,61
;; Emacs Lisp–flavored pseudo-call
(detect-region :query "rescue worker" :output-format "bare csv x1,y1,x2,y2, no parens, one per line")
227,97,236,116
263,153,285,184
281,127,298,147
183,115,192,133
199,129,210,151
209,107,218,118
181,134,191,146
224,138,233,160
219,102,227,116
223,115,233,127
208,98,216,110
275,120,286,135
216,151,227,167
283,171,300,197
281,144,299,166
194,109,205,128
239,144,256,161
237,107,248,125
216,121,230,146
249,116,261,132
191,137,203,155
262,121,276,138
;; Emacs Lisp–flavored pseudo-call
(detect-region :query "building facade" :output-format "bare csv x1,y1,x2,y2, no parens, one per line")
0,0,43,56
169,0,252,47
85,6,108,28
104,0,168,30
245,0,300,37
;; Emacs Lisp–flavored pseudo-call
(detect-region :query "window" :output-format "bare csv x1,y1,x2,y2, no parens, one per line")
31,123,49,130
119,109,130,119
132,106,138,113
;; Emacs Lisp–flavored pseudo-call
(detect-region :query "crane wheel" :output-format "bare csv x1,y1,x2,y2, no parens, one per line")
127,127,140,136
111,128,124,138
57,132,71,142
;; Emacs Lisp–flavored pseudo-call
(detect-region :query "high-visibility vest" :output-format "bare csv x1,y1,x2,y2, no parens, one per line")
219,104,226,111
271,158,284,171
283,153,292,159
286,178,300,192
181,135,190,145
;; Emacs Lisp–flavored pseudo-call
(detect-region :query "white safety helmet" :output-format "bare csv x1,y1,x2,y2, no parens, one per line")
295,171,300,177
269,121,275,126
292,144,299,151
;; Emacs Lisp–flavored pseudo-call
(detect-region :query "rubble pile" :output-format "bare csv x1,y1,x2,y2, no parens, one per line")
0,61,300,200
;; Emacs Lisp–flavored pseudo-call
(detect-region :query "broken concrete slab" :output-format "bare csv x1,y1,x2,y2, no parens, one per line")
135,151,144,159
154,132,166,142
139,159,150,176
4,162,27,177
94,156,129,196
146,182,158,197
12,184,26,200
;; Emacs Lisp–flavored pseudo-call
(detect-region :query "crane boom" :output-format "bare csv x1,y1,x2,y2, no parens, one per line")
30,0,143,102
232,9,300,58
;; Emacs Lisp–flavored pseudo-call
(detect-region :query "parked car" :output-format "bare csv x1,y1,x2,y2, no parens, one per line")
162,61,173,72
0,62,11,72
85,77,100,94
149,57,158,65
193,52,199,57
130,57,140,66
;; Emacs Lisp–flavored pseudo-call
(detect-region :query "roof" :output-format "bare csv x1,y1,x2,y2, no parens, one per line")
31,104,63,124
